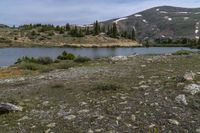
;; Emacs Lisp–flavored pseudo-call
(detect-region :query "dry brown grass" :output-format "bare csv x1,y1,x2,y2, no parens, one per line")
0,67,36,79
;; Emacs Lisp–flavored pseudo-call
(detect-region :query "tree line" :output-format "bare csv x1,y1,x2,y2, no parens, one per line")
19,21,136,40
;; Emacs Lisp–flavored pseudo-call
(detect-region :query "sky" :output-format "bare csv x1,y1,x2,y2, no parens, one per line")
0,0,199,26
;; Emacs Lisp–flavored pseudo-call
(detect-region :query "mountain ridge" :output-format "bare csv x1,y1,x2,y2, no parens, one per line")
102,6,200,40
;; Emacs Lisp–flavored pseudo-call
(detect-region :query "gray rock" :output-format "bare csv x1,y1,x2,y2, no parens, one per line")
168,119,179,125
88,129,94,133
184,71,195,81
176,76,186,82
47,123,56,128
18,116,29,121
0,103,23,114
175,94,188,105
131,114,136,122
78,109,89,114
197,72,200,75
184,84,200,95
64,115,76,120
196,128,200,133
110,56,128,61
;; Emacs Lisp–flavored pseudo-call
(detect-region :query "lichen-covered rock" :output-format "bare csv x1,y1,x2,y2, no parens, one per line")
184,71,195,81
168,119,179,125
175,94,188,105
184,84,200,95
64,115,76,120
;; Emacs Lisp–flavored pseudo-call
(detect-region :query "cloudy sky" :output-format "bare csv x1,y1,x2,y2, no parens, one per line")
0,0,199,26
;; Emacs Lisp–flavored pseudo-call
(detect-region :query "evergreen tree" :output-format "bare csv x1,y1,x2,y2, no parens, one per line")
65,23,71,31
107,26,111,35
111,23,118,38
197,38,200,48
85,27,90,35
101,26,106,33
131,29,136,40
93,20,100,35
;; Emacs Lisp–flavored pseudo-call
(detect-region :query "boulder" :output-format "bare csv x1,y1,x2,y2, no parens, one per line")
184,71,195,81
0,103,23,114
175,94,188,105
184,84,200,95
168,119,179,125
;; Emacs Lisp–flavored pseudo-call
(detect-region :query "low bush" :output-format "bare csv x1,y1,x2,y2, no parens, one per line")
15,56,36,64
172,50,193,55
18,62,43,70
15,56,53,65
36,57,53,65
94,82,121,91
74,56,91,63
57,51,76,60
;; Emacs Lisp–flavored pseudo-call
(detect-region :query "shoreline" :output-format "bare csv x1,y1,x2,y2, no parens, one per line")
0,42,198,49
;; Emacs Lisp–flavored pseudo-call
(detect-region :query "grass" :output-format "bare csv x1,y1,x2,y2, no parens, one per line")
0,67,33,79
172,50,193,55
74,56,91,63
13,52,93,73
94,82,122,91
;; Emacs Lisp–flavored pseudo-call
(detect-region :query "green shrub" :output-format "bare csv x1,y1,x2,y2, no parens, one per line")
172,50,193,55
57,51,76,60
15,56,36,64
74,56,91,63
36,57,53,65
15,56,53,65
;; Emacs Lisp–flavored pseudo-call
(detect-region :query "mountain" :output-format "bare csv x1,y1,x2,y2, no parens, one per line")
0,24,9,28
102,6,200,40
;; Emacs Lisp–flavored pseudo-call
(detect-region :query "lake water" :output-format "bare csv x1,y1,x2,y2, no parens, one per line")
0,47,198,67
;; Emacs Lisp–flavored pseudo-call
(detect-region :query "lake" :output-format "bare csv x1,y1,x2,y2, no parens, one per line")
0,47,198,67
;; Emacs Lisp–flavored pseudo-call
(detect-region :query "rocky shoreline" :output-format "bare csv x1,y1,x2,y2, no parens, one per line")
0,54,200,132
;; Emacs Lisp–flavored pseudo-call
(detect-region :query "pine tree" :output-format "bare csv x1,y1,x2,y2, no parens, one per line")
101,26,106,33
94,20,100,35
85,27,90,35
111,23,118,38
65,23,71,31
107,26,111,35
131,29,136,40
197,37,200,48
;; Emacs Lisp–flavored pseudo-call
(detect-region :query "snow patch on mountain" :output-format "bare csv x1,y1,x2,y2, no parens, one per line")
113,17,128,24
142,19,148,23
164,16,172,21
176,12,189,14
160,11,168,14
135,14,142,17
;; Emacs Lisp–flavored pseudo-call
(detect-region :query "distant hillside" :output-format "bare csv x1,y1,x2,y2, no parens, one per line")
0,24,9,28
102,6,200,40
0,24,139,48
